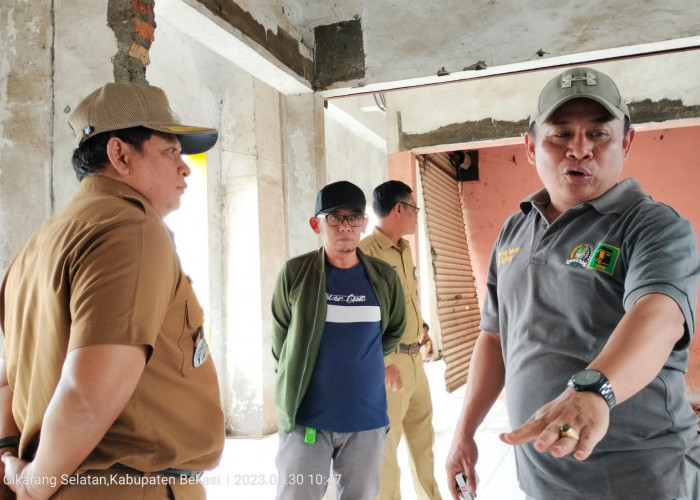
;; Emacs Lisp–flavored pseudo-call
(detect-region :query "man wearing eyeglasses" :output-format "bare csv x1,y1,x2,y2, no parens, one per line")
271,180,406,499
359,180,442,500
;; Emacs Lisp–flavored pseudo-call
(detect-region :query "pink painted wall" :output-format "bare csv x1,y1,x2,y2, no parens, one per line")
460,143,541,304
458,125,700,397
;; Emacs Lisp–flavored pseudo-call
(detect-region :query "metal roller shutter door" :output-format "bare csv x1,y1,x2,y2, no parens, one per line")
419,153,481,392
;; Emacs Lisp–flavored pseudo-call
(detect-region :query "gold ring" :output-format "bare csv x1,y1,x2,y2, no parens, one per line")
559,424,580,440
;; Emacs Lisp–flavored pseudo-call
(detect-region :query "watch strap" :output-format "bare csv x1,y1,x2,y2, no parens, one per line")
597,379,616,409
568,370,616,409
0,435,20,448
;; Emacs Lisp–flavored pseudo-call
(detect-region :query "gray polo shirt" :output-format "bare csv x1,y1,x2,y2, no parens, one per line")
480,178,700,500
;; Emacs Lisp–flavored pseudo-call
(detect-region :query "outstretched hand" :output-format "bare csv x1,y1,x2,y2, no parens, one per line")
499,388,610,461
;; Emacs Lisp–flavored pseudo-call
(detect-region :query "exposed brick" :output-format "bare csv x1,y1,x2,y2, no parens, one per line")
131,0,154,18
129,42,151,67
134,18,155,42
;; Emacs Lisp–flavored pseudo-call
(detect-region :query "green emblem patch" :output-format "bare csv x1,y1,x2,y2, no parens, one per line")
587,243,620,275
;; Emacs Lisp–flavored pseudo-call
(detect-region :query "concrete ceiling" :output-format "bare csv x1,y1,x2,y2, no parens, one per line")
161,1,700,153
167,0,700,94
302,0,700,93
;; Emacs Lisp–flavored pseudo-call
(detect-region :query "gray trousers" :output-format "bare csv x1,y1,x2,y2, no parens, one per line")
275,425,389,500
524,455,700,500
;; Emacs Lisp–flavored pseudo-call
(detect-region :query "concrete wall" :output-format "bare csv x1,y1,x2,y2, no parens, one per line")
0,0,324,437
456,125,700,396
324,102,388,202
53,3,118,210
1,0,64,271
459,143,540,304
0,0,149,270
385,51,700,154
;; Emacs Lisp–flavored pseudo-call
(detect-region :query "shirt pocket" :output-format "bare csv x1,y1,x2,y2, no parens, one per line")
177,282,207,376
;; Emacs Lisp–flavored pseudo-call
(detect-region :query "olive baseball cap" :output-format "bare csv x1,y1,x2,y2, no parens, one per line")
314,181,366,216
530,67,630,127
68,82,218,154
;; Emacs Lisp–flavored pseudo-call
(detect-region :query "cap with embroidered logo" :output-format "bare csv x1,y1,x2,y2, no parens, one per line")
530,67,630,127
68,82,218,155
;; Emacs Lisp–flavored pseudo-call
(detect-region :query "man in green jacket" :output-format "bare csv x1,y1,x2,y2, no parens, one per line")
272,180,406,500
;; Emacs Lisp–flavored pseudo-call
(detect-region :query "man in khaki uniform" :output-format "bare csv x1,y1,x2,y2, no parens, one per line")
360,180,441,500
0,83,225,499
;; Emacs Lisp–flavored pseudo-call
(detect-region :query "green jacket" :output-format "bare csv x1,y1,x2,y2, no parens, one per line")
271,247,406,433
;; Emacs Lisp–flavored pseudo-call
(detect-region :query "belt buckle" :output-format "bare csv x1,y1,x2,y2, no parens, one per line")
398,343,421,354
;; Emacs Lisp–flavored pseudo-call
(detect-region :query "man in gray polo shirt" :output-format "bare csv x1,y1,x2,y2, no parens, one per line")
446,67,700,500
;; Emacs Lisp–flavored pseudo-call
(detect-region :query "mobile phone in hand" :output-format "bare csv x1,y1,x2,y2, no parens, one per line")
455,471,479,500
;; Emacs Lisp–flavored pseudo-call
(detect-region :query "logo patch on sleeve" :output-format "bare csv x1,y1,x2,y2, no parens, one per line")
587,243,620,275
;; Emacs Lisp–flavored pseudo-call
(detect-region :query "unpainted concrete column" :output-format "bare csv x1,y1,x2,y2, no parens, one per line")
1,0,150,246
215,69,263,436
282,93,326,259
52,1,116,211
212,86,324,437
252,80,287,435
212,73,287,436
0,0,54,273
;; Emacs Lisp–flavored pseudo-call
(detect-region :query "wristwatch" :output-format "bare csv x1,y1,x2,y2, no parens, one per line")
567,369,616,409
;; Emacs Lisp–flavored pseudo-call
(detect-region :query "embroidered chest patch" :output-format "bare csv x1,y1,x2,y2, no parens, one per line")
565,242,620,275
565,244,593,268
497,247,520,266
587,243,620,275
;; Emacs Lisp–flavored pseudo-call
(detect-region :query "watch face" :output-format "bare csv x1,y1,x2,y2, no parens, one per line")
575,369,602,385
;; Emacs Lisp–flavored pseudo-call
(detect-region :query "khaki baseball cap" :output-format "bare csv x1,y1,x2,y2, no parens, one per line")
530,67,630,127
68,82,218,154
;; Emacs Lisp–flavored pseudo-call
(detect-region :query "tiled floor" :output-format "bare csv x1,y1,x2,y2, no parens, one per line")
204,360,525,499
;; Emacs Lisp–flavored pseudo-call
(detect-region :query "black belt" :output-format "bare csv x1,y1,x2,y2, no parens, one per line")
111,463,202,479
396,343,421,355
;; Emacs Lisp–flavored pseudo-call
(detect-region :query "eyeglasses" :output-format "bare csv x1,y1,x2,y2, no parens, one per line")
400,202,421,214
318,213,367,227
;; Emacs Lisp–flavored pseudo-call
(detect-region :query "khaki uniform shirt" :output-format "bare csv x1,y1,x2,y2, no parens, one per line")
0,176,224,472
360,227,423,352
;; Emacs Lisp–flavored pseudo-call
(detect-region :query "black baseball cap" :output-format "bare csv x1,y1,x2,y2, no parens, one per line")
314,181,366,216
